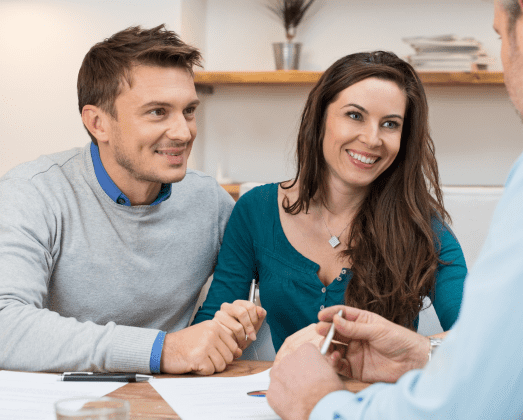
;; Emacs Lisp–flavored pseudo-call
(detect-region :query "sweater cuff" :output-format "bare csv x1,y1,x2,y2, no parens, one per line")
108,325,161,373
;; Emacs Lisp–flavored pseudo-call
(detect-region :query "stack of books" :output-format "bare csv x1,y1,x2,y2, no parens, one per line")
403,35,495,71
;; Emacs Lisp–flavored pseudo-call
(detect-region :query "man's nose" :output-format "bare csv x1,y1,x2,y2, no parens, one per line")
166,114,192,142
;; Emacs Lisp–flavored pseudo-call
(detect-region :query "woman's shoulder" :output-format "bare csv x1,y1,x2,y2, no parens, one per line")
236,182,279,207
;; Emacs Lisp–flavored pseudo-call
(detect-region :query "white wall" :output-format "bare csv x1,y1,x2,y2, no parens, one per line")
0,0,181,176
1,0,522,187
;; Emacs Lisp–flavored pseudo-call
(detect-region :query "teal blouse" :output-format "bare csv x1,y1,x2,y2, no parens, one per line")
194,183,467,352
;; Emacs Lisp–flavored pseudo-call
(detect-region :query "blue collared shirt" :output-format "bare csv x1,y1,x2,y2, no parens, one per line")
90,142,168,373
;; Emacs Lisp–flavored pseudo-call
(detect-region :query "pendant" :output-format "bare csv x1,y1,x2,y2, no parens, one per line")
328,236,340,248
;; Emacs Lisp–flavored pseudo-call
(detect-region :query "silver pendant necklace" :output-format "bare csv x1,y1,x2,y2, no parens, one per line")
319,207,351,248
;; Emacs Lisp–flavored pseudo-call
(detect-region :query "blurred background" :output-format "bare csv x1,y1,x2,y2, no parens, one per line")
1,0,518,187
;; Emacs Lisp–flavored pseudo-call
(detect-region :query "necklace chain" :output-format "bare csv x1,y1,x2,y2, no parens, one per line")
318,207,351,248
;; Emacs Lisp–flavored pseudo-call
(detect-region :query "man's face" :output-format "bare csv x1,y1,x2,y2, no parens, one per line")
494,1,523,117
103,65,199,192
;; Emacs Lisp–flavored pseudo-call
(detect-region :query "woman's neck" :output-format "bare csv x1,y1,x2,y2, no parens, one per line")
315,180,367,223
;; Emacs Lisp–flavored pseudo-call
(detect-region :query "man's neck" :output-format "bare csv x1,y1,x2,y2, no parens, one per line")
94,143,162,206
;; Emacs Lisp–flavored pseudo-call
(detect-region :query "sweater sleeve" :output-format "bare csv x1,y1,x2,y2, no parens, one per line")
193,188,258,324
430,220,468,331
0,177,159,373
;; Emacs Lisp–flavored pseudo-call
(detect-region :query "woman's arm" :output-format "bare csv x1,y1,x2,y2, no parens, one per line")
192,187,266,347
431,220,468,330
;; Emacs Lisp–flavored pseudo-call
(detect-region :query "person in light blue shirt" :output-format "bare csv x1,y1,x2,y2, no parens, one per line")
266,1,523,418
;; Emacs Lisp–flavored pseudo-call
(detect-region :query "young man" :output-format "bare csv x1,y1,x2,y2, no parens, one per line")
0,25,244,375
267,1,523,418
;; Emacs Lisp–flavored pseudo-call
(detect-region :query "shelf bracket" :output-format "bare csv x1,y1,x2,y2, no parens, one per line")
195,84,214,95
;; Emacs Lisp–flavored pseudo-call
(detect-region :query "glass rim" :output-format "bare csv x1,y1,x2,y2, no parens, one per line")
54,396,129,416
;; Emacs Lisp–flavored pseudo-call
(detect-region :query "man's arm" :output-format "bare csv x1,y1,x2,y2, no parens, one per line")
0,177,239,374
0,178,158,372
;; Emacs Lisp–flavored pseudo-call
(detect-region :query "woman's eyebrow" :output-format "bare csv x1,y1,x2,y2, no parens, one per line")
341,103,404,120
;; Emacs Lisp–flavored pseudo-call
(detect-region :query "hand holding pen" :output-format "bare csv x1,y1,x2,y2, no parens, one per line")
212,279,266,348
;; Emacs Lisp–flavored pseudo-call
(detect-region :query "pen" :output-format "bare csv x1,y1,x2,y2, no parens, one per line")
246,279,257,341
60,372,152,382
320,309,343,355
248,278,257,304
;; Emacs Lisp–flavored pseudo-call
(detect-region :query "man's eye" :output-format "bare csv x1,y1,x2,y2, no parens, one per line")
184,107,196,115
150,109,165,116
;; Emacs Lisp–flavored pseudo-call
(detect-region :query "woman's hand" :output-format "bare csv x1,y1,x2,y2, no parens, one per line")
274,323,324,364
213,300,266,350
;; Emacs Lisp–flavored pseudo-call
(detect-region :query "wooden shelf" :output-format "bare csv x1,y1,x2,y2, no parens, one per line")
221,183,240,201
194,71,504,86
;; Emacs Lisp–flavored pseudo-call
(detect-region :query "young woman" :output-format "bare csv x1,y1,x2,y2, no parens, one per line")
193,51,467,354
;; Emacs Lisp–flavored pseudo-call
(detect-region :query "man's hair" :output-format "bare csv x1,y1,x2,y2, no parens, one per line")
501,0,522,31
282,51,449,329
77,24,202,145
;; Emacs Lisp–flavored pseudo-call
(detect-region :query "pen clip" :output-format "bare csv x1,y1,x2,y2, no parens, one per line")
62,372,93,375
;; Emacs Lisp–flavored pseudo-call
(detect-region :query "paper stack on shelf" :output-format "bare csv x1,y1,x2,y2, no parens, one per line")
403,35,495,71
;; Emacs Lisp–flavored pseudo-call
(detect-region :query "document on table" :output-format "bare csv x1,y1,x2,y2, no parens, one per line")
0,370,127,420
150,368,281,420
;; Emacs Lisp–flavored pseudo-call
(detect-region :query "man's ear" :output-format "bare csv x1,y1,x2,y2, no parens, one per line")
81,105,111,144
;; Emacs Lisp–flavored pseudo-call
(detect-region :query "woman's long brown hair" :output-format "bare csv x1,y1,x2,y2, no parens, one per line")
282,51,449,329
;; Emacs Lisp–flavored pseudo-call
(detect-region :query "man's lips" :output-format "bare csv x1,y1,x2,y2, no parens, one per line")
156,149,185,165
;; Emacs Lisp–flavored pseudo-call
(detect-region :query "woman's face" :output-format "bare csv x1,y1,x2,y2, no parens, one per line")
322,77,407,193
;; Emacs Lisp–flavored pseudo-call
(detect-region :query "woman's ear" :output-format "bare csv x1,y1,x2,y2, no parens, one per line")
81,105,111,144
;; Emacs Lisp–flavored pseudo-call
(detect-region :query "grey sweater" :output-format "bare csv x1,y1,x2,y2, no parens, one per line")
0,144,234,373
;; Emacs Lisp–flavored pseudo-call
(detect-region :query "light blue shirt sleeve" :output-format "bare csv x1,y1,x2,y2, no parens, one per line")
309,152,523,419
149,331,166,374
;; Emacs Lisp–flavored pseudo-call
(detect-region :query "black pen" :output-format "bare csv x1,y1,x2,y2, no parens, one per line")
60,372,153,382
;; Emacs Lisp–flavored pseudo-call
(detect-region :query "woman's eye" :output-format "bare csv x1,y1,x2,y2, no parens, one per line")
347,112,362,120
383,121,399,129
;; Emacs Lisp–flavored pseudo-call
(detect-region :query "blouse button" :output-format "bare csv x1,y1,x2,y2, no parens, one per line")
320,305,325,310
321,287,326,293
336,276,342,281
341,269,347,274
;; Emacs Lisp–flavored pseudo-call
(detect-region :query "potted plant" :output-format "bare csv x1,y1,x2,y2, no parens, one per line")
267,0,317,70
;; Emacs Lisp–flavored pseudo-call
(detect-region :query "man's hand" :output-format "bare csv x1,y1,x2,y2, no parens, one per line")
317,305,430,383
160,320,242,375
274,323,323,364
213,300,266,350
267,343,345,420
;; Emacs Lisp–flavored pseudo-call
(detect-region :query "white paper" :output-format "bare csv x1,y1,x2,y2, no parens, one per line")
0,371,127,420
150,368,281,420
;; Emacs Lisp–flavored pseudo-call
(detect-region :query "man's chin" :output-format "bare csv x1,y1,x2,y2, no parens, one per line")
163,168,188,184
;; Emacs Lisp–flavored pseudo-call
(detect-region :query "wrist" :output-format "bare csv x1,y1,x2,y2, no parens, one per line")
428,337,443,362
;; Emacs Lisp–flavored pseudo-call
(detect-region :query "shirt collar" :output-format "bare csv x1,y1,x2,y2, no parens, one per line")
90,142,171,206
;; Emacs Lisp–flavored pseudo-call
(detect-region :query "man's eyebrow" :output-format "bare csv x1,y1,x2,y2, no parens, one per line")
341,103,404,120
140,99,200,109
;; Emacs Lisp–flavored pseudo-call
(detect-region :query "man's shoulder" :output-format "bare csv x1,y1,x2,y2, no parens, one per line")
172,169,235,208
181,169,220,187
1,147,85,183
